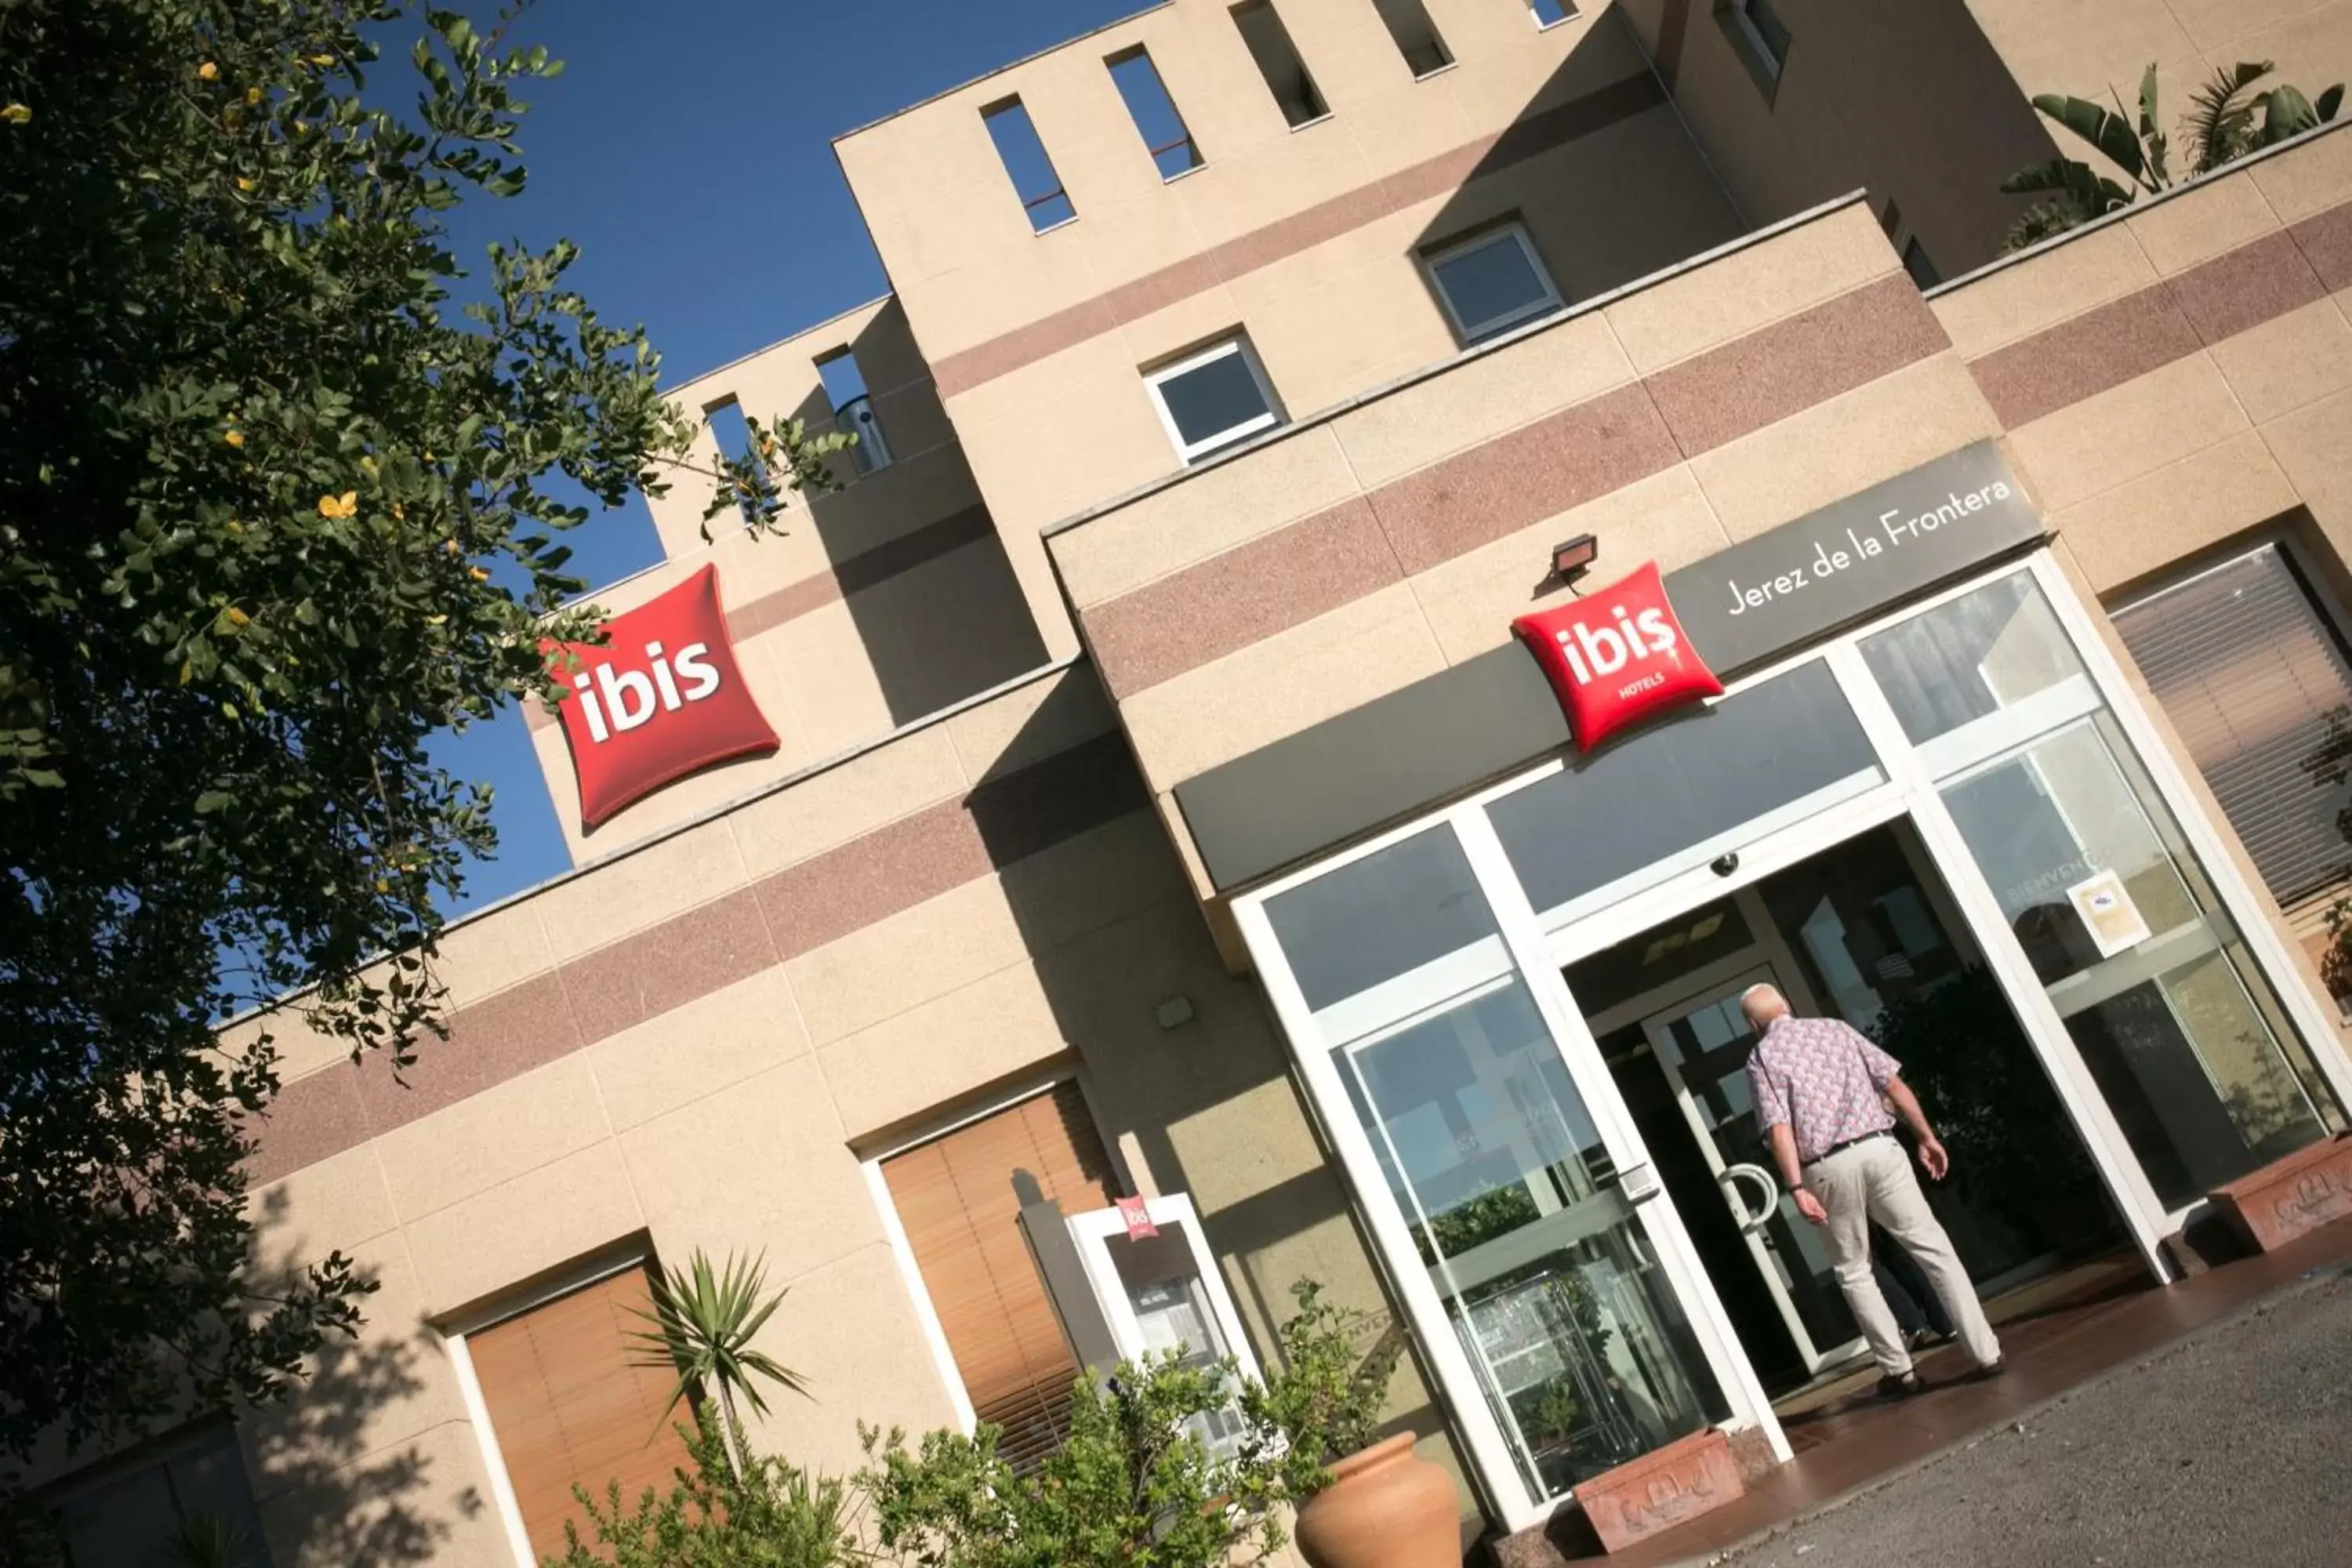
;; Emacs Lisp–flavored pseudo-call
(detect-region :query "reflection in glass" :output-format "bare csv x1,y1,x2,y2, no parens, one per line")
1339,978,1719,1500
1263,826,1499,1011
1105,1222,1250,1461
1866,575,2343,1207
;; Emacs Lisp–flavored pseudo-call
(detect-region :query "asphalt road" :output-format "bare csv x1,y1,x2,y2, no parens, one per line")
1722,1264,2352,1568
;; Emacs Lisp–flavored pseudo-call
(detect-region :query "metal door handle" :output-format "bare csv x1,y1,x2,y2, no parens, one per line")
1719,1163,1781,1235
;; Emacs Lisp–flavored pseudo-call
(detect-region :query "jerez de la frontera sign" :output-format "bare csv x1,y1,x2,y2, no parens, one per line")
1512,561,1724,750
1661,440,2043,679
543,563,780,829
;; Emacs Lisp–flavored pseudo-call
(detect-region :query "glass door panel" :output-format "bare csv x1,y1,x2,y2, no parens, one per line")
1338,975,1722,1502
1864,574,2340,1210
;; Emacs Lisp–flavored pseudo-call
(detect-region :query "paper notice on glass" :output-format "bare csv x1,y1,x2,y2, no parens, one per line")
2067,869,2151,958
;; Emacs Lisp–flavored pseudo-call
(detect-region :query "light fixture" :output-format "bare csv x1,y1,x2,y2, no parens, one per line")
1551,533,1599,582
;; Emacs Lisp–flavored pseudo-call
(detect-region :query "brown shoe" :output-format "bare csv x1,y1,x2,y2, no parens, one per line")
1965,1358,2006,1383
1876,1370,1924,1399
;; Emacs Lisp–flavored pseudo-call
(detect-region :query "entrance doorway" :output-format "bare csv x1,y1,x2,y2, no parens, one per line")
1566,822,2124,1395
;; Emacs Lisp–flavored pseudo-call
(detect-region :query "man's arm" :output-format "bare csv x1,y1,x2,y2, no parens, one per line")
1885,1074,1950,1181
1767,1123,1828,1225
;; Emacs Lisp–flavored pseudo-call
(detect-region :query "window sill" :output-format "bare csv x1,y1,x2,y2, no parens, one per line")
1162,162,1209,186
1534,13,1580,32
1411,62,1459,82
1031,214,1080,237
1287,112,1334,134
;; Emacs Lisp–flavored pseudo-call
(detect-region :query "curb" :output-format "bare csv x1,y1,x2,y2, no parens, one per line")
1671,1259,2352,1567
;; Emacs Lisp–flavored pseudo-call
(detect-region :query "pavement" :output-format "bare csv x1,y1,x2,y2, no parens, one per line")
1719,1261,2352,1568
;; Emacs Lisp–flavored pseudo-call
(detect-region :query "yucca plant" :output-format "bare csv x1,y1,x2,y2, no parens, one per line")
164,1512,250,1568
630,1249,808,1476
2000,60,2344,251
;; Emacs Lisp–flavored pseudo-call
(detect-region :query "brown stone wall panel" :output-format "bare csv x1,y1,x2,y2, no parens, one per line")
2292,199,2352,292
355,971,582,1137
1644,275,1953,457
245,1065,370,1189
1967,284,2203,429
2169,227,2327,347
555,887,778,1046
755,798,995,961
962,731,1151,866
1369,382,1682,575
932,296,1120,400
1083,499,1403,699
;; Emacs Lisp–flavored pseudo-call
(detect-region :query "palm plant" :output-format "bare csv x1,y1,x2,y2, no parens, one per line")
2000,60,2344,252
629,1248,808,1476
164,1512,249,1568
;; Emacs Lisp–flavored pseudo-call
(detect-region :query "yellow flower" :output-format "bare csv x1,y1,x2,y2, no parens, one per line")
198,61,218,81
468,565,491,583
223,429,245,448
318,491,358,519
235,176,254,192
225,607,250,627
390,503,405,520
1,103,29,125
310,53,336,67
245,87,263,106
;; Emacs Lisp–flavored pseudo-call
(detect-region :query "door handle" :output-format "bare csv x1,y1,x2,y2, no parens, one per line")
1719,1163,1781,1235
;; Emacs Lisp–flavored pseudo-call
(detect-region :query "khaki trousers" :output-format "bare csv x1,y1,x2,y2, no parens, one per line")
1805,1134,2002,1375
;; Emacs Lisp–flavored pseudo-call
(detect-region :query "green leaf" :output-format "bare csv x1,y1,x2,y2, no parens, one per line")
2031,93,2146,183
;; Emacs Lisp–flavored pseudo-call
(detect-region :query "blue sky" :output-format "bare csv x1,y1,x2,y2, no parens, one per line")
428,0,1140,913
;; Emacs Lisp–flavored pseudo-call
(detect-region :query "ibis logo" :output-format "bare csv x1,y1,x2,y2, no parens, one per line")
1511,561,1722,751
544,564,779,829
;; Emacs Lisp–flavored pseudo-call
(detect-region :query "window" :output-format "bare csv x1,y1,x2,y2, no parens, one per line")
1726,0,1792,82
816,347,893,474
1526,0,1576,27
1372,0,1453,75
2112,542,2352,907
459,1261,695,1563
877,1083,1120,1471
982,96,1075,231
1230,2,1327,128
1144,336,1284,462
704,397,762,521
1422,222,1564,344
1107,46,1202,179
51,1423,271,1566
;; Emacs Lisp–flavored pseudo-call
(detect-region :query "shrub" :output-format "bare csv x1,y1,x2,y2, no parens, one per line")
547,1411,862,1568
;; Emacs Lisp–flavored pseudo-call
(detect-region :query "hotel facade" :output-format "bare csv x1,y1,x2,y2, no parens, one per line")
39,1,2352,1562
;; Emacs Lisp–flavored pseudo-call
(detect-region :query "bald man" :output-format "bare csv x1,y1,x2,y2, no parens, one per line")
1740,982,2002,1396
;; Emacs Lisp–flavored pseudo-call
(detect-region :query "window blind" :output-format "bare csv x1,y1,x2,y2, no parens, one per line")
880,1083,1118,1472
466,1265,695,1561
2113,543,2352,906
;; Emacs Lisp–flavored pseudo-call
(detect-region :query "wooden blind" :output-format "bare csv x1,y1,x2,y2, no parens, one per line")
466,1265,695,1562
880,1083,1118,1472
2114,543,2352,906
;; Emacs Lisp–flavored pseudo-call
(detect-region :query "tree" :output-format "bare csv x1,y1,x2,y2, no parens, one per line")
2001,61,2344,252
0,0,838,1476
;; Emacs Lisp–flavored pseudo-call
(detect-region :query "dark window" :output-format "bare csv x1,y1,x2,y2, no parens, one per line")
2112,542,2352,906
1727,0,1792,79
1231,2,1327,127
982,96,1075,230
53,1423,272,1567
1146,336,1282,460
1901,236,1942,289
1372,0,1454,74
1424,223,1563,343
1107,47,1203,178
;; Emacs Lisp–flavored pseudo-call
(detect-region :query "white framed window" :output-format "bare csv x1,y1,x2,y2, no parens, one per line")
1726,0,1791,82
1526,0,1576,28
1144,336,1284,463
1421,222,1564,345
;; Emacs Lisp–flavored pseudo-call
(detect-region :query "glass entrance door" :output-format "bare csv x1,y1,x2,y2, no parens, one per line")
1637,966,1863,1376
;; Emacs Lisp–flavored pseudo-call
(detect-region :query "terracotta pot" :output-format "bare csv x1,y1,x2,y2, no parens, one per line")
1294,1432,1458,1568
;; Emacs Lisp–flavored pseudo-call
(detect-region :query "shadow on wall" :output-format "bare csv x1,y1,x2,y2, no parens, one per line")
238,1189,485,1566
968,684,1463,1463
789,299,1047,729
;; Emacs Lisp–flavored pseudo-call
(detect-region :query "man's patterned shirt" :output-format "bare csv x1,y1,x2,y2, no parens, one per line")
1746,1014,1901,1164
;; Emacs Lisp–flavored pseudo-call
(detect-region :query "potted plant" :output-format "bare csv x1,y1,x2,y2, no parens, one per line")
1247,1281,1455,1568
